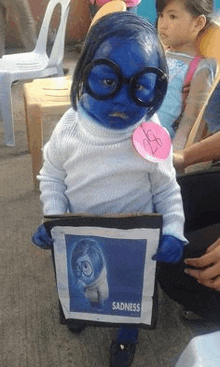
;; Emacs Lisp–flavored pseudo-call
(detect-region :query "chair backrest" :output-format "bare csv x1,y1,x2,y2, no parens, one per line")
197,21,220,63
88,0,126,32
35,0,71,66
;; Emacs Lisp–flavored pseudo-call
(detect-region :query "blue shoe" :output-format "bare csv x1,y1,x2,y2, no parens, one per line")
110,341,136,367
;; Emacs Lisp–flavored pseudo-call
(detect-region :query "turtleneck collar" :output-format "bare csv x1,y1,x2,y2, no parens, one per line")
77,103,146,144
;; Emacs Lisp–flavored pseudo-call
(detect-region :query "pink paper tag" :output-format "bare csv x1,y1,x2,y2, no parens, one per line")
132,121,171,162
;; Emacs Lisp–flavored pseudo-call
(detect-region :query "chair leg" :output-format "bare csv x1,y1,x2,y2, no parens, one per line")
23,92,31,152
0,75,15,146
26,104,43,190
56,63,64,77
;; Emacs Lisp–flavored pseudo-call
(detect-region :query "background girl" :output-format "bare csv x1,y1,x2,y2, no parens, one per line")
156,0,216,151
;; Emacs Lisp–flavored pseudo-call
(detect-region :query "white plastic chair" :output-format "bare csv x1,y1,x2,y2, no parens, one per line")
0,0,71,146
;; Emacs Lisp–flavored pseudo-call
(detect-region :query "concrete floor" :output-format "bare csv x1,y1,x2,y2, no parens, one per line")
0,45,219,367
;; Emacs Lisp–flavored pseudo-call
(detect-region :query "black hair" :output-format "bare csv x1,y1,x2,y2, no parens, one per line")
155,0,214,27
71,11,167,110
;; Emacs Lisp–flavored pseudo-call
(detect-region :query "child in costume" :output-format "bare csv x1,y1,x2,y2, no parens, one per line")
156,0,216,149
32,10,187,367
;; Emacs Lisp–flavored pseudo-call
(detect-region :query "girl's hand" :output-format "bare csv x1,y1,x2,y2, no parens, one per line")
152,235,185,263
32,224,54,249
184,238,220,290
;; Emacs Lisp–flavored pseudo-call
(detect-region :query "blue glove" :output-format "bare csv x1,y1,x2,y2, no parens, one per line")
152,235,185,263
32,224,54,249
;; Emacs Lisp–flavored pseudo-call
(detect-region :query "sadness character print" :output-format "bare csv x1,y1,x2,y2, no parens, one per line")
71,238,109,308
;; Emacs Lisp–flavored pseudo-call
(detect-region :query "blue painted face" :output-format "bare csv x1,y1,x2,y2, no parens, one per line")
80,37,162,129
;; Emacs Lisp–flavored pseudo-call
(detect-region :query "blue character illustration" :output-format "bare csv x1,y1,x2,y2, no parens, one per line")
71,238,109,308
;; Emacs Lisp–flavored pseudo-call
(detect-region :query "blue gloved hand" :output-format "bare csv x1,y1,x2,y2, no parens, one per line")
152,235,186,263
32,224,54,249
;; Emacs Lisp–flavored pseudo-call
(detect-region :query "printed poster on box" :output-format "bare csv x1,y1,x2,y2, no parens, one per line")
44,214,162,329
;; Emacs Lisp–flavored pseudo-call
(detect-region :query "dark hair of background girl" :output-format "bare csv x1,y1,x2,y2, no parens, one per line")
155,0,214,28
71,11,168,111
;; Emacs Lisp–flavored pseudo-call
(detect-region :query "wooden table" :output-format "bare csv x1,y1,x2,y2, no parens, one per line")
23,75,72,189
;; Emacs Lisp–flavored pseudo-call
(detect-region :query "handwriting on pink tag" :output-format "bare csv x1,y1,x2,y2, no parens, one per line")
132,121,171,162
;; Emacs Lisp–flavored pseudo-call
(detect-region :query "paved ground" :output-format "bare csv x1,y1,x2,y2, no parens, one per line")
0,45,219,367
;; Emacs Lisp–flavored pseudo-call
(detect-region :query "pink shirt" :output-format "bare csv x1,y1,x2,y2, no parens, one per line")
90,0,141,8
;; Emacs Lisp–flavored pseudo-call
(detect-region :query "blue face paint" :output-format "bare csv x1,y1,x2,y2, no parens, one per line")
80,37,164,130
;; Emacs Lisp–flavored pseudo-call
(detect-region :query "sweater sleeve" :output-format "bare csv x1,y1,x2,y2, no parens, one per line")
148,143,187,243
37,111,73,215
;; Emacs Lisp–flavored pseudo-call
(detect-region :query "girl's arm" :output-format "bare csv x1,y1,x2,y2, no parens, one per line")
149,147,186,243
173,131,220,170
38,146,69,215
173,59,216,151
149,147,187,262
37,113,72,215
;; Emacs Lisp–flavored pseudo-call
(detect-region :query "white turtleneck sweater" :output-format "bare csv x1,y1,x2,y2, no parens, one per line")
38,105,186,242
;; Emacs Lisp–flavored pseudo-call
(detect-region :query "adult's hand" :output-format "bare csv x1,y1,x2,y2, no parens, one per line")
184,238,220,290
